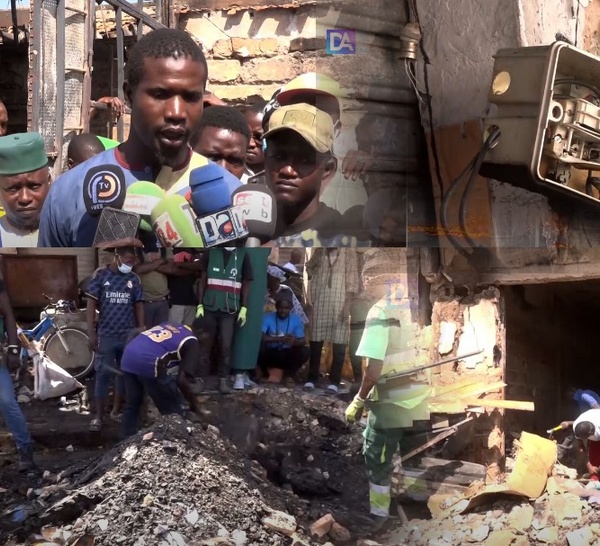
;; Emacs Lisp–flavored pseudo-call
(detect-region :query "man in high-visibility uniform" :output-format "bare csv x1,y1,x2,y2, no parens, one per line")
196,248,252,393
345,273,432,529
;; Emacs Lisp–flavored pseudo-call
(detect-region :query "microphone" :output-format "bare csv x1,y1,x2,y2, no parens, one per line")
150,194,205,248
122,181,166,231
231,184,278,247
187,163,249,247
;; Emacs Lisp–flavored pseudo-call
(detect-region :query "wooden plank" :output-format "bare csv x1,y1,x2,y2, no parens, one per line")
464,399,534,411
432,381,506,403
420,457,486,477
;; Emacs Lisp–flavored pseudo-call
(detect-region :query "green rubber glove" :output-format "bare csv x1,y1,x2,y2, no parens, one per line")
195,304,204,318
345,395,366,423
238,306,248,327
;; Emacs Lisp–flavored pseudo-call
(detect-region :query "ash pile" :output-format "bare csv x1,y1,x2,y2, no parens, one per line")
8,415,327,546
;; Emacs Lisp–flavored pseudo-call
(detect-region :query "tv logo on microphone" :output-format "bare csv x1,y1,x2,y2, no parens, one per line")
197,206,249,247
232,191,274,222
83,165,126,215
326,29,356,55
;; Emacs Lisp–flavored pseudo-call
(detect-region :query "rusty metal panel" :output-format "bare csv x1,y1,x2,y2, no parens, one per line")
1,255,79,308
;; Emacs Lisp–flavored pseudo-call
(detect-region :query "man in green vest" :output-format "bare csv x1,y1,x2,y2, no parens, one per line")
196,248,253,393
344,273,432,530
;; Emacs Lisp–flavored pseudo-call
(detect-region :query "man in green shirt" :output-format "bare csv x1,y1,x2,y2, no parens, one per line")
345,273,432,529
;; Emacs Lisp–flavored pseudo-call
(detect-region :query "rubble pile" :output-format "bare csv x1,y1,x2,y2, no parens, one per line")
8,415,328,546
381,473,600,546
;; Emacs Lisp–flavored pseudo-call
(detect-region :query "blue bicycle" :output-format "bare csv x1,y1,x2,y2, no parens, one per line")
19,295,95,380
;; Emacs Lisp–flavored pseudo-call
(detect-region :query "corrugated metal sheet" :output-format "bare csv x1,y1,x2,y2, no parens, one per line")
9,248,97,283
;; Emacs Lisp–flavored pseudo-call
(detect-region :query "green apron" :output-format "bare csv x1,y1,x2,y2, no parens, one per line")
230,248,269,371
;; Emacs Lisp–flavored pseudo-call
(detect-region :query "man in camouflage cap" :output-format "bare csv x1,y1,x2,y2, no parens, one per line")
0,132,51,247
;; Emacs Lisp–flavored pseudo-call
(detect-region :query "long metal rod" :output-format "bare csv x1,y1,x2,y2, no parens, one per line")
379,349,485,382
116,6,125,142
400,416,474,463
55,0,66,174
82,0,94,134
10,0,18,42
102,0,164,30
137,0,143,37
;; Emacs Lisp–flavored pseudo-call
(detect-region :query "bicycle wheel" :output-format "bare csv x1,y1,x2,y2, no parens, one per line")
44,328,95,380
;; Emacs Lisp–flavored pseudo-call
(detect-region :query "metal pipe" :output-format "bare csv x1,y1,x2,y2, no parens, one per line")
55,0,66,175
116,6,125,142
378,349,484,382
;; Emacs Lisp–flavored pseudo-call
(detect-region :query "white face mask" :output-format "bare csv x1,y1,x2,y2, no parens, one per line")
117,259,133,274
223,247,236,251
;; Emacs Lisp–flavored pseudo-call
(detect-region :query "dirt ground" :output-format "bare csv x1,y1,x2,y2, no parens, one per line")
0,383,420,546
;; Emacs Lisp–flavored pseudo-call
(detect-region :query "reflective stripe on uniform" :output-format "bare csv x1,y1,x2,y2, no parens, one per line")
369,482,391,517
207,278,242,292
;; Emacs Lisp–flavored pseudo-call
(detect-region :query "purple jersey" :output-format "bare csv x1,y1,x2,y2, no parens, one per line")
121,322,197,378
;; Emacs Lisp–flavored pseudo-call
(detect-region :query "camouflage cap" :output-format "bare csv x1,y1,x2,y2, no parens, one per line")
263,103,334,154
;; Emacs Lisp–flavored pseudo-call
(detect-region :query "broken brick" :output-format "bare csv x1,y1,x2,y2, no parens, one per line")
507,504,534,532
288,37,326,52
567,526,594,546
537,526,559,543
310,513,335,538
261,510,296,536
329,522,351,542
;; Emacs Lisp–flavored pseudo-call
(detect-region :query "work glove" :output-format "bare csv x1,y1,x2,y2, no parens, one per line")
345,395,366,423
195,305,204,319
238,306,248,327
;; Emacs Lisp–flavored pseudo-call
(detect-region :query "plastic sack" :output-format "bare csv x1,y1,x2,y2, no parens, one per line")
33,352,84,401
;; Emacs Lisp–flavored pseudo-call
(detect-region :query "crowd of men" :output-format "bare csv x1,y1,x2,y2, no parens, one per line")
0,245,411,531
0,27,405,249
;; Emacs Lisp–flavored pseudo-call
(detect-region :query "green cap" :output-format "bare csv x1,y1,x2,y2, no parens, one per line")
0,132,48,176
97,136,120,150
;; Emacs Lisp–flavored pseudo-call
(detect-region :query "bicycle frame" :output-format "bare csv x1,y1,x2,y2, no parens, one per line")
19,316,55,360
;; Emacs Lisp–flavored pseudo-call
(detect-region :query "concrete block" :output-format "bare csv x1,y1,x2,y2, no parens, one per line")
231,37,280,57
212,39,233,58
261,510,296,536
241,57,299,84
208,84,280,102
207,60,241,83
457,300,498,369
438,321,457,355
289,37,326,52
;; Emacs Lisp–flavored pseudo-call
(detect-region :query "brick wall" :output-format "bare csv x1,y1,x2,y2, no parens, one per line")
181,5,319,104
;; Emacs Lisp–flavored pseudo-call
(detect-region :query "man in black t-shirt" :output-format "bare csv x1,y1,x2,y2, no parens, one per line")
264,103,361,247
167,250,202,326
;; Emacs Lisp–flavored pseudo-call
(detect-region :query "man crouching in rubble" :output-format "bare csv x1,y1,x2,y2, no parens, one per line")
572,408,600,480
0,276,37,471
120,320,209,437
344,271,432,531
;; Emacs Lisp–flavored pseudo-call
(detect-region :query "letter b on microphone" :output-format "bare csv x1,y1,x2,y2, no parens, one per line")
197,206,249,247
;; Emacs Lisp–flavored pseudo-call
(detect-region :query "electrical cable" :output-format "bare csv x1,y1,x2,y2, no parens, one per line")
458,126,501,249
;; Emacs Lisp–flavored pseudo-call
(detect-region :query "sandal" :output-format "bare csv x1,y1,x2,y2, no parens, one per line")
89,418,102,432
303,382,315,392
325,384,339,395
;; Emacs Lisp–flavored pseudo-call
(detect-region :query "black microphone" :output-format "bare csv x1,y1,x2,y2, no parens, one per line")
231,184,278,247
